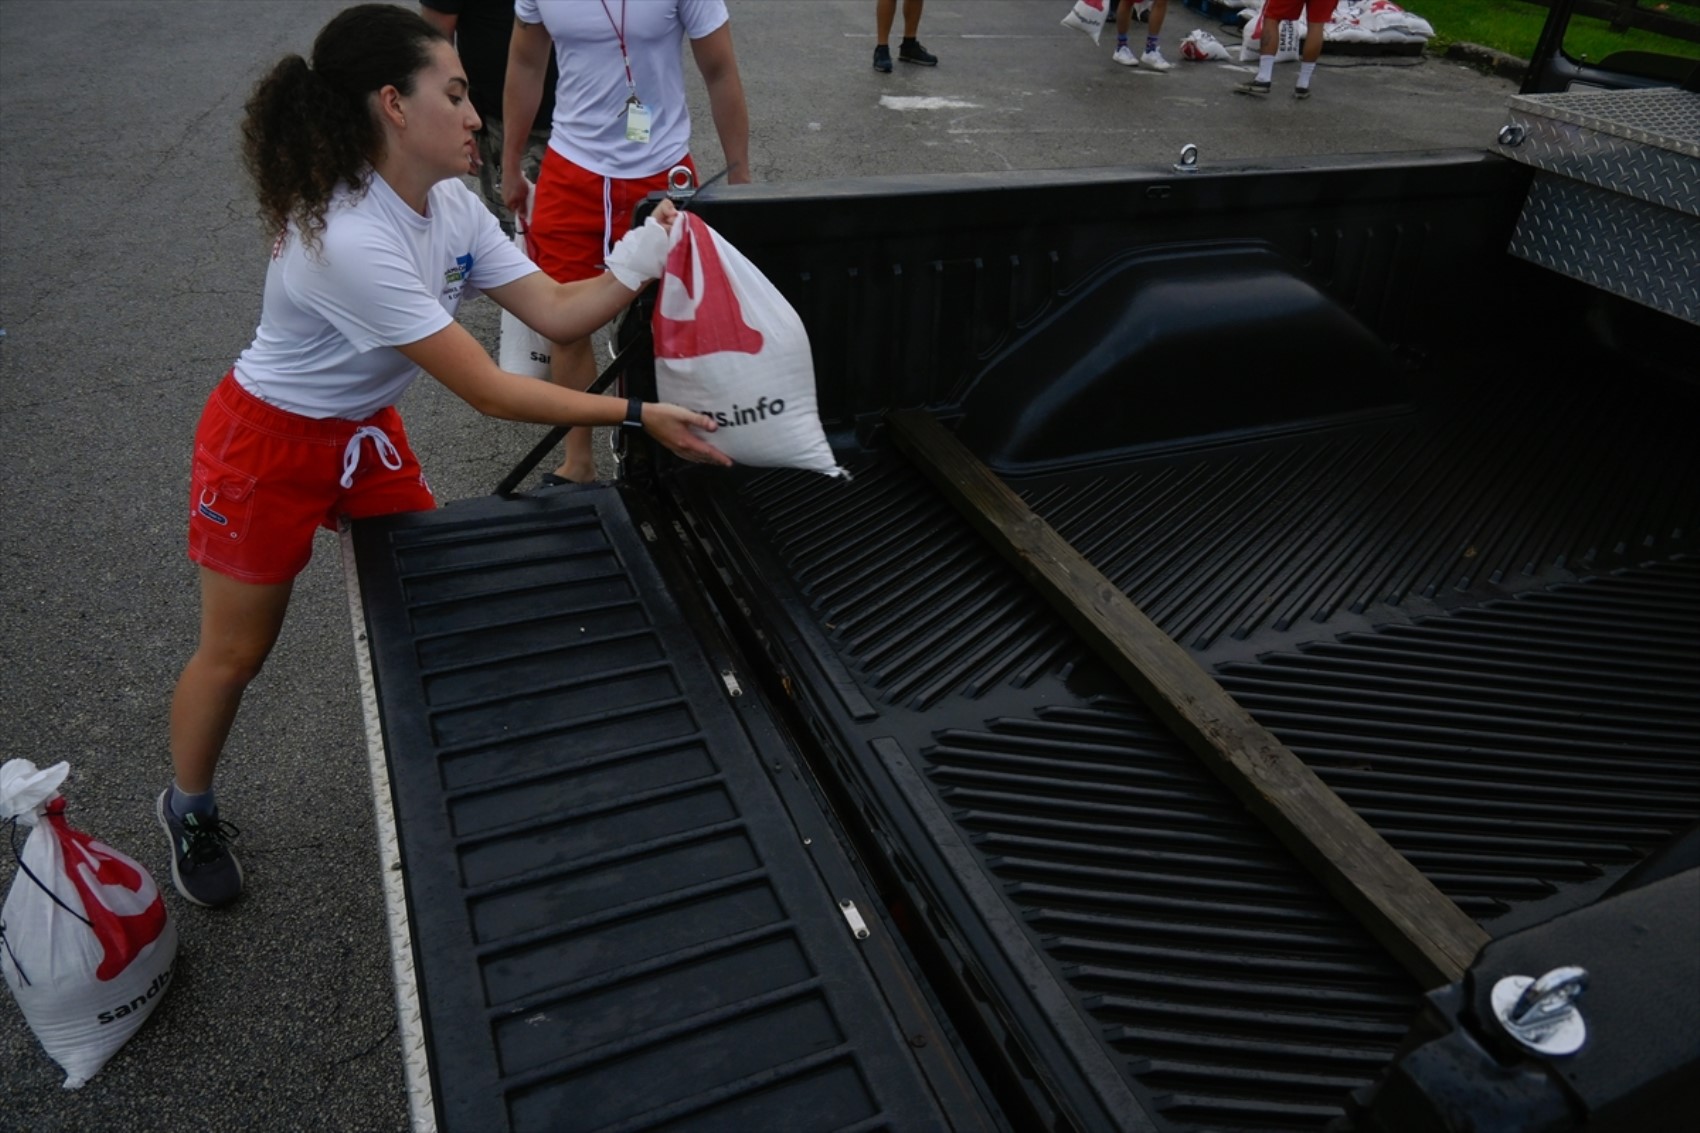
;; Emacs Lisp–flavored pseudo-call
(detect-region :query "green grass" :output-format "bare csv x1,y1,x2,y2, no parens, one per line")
1412,0,1700,61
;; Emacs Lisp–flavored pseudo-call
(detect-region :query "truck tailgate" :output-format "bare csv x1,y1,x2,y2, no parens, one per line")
346,486,996,1132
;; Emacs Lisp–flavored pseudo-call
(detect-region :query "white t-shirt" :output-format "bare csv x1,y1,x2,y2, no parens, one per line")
515,0,730,179
233,174,536,420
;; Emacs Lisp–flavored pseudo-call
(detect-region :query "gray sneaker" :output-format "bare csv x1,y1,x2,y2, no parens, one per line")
1236,78,1273,97
157,788,243,907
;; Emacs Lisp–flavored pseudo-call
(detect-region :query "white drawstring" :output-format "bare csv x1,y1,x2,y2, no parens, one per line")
340,425,402,489
601,175,615,263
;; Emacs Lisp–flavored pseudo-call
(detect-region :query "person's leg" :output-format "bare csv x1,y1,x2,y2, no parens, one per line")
1294,10,1328,95
548,339,599,482
874,0,896,70
169,373,340,905
1113,0,1137,65
178,376,316,796
1237,11,1281,92
528,150,618,482
554,164,684,484
897,0,936,65
169,568,293,796
1300,16,1327,63
161,566,289,907
1141,0,1172,69
1255,12,1281,82
528,159,686,485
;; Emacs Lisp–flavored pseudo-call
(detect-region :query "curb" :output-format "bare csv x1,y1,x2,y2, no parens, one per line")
1444,41,1528,81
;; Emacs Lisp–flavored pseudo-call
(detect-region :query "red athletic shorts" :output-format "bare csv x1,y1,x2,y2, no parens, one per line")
1263,0,1338,20
526,147,695,283
187,373,435,585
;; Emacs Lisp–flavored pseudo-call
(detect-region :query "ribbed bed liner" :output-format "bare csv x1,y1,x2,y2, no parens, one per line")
676,365,1700,1132
350,486,994,1133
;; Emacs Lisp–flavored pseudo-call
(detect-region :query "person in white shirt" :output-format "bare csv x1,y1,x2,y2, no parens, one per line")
501,0,750,486
161,3,730,909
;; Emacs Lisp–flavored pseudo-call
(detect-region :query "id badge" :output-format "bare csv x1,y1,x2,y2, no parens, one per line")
625,99,652,144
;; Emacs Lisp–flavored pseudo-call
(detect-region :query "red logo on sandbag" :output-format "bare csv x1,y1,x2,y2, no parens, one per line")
653,214,765,360
45,799,168,981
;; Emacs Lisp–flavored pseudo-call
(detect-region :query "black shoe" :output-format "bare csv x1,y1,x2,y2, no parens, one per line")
1293,84,1311,100
873,44,892,73
898,38,937,66
157,788,243,907
1236,78,1272,97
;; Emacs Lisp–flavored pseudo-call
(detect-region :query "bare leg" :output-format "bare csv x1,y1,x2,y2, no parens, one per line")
549,335,598,483
1117,0,1132,37
1301,18,1327,63
169,567,293,795
876,0,896,46
902,0,923,39
1150,0,1167,36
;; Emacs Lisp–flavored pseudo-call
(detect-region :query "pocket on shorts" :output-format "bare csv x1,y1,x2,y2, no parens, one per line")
190,448,259,546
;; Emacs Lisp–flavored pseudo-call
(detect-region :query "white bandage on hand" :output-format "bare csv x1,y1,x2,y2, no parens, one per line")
605,216,671,290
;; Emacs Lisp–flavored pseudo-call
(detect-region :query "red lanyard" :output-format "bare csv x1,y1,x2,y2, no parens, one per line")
598,0,635,97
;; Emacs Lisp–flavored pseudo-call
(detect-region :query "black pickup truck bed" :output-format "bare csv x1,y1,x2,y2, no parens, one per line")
671,370,1697,1131
349,144,1699,1132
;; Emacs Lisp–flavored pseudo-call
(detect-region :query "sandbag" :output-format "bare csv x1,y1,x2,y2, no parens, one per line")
1,760,178,1088
1239,2,1307,63
498,185,553,379
652,213,846,478
1328,0,1434,44
1181,28,1233,61
1061,0,1109,44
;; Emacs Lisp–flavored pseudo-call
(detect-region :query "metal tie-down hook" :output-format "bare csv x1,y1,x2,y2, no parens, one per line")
1491,965,1589,1055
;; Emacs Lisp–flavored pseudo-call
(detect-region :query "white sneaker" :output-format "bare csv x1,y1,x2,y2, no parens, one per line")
1141,48,1173,71
1112,45,1138,67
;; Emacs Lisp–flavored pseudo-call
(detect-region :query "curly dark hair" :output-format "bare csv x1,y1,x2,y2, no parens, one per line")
241,4,447,249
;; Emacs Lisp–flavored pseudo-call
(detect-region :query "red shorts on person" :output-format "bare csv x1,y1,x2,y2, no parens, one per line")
187,373,434,585
1263,0,1339,20
526,147,696,284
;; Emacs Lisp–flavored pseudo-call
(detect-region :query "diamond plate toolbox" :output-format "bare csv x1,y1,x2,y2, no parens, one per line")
1498,87,1699,324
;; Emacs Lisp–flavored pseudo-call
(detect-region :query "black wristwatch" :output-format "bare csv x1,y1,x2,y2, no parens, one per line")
620,397,644,431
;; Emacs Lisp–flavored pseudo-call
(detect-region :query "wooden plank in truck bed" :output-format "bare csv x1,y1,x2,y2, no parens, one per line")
886,410,1491,989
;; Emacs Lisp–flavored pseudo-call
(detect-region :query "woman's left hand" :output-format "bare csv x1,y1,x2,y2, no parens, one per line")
641,402,733,467
651,198,678,233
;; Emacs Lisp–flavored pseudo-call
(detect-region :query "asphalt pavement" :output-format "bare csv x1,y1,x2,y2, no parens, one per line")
0,2,1518,1129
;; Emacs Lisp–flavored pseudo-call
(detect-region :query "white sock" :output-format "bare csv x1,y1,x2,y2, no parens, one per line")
1298,61,1317,87
1256,55,1276,83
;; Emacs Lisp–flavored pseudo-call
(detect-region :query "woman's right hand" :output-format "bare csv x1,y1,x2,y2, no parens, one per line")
639,402,734,467
503,169,532,222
